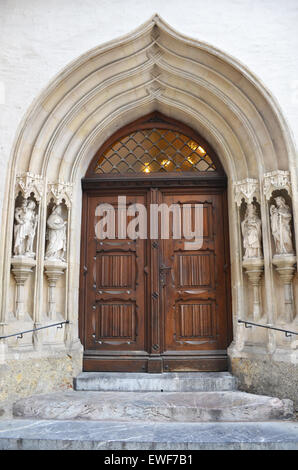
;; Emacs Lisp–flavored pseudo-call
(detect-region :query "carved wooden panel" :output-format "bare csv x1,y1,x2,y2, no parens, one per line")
96,254,135,288
180,204,212,240
176,302,215,339
83,193,146,354
161,191,228,354
96,303,135,340
176,253,214,287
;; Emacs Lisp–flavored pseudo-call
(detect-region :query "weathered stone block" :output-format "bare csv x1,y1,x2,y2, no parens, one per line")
0,350,83,419
13,390,294,422
230,357,298,410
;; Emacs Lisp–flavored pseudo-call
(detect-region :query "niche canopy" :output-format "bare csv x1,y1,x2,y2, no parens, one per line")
87,113,224,177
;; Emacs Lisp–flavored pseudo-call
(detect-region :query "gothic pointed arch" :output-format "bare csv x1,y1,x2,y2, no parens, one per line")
1,15,297,378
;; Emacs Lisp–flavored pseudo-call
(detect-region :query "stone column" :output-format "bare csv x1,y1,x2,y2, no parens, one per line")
11,256,36,319
242,258,264,320
44,260,67,320
272,254,296,323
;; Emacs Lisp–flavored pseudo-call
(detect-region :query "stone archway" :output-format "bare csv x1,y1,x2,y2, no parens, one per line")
0,15,297,402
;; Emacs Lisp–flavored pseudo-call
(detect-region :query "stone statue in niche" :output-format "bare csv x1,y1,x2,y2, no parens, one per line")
13,199,38,257
270,196,294,254
45,204,67,261
241,203,262,259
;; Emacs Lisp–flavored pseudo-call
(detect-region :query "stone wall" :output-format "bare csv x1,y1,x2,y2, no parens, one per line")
0,349,83,419
230,357,298,411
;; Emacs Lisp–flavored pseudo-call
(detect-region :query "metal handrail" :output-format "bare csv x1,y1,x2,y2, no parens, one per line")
238,319,298,337
0,320,70,340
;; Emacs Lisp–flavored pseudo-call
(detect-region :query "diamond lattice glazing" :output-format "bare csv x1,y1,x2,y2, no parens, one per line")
95,129,216,174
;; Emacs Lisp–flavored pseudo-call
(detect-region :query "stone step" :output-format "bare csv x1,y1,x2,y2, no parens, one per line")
1,419,298,450
74,372,238,392
13,390,294,422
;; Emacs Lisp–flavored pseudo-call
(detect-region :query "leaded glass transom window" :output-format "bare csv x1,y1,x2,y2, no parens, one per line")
94,128,216,174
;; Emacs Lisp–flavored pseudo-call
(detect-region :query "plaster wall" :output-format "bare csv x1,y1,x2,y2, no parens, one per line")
1,0,298,221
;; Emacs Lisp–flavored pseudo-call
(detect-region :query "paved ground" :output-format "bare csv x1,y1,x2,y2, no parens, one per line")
0,419,297,450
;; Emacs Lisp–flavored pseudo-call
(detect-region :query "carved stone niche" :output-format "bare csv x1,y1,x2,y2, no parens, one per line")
16,172,44,202
45,200,68,262
44,197,69,320
47,181,72,210
268,190,295,256
11,193,39,320
234,179,264,321
45,181,72,261
12,172,44,259
264,171,296,323
234,178,259,207
264,170,292,202
10,173,44,321
240,199,264,320
240,199,263,260
12,193,39,259
269,191,296,322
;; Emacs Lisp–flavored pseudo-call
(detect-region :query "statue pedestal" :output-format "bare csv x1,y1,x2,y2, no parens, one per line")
272,254,296,323
44,259,67,320
242,257,264,321
11,256,36,320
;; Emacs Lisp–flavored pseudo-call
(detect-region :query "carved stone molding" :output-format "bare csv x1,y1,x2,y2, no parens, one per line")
264,170,292,200
150,64,161,80
146,44,163,62
146,83,165,99
151,24,160,42
47,181,73,208
234,178,259,206
15,172,44,201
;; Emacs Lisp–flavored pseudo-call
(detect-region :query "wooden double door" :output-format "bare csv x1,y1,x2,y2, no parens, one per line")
80,184,231,373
